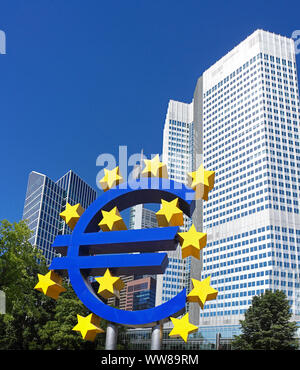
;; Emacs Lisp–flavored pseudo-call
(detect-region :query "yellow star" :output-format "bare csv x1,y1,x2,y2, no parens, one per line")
177,224,207,259
141,154,168,178
34,270,66,300
98,206,127,231
95,268,125,299
169,313,198,342
187,276,218,309
99,166,123,192
187,164,215,201
156,198,183,227
59,203,85,230
72,313,104,342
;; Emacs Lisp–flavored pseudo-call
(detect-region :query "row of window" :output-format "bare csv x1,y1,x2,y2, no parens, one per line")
205,118,299,169
204,52,296,99
205,204,299,230
205,152,299,209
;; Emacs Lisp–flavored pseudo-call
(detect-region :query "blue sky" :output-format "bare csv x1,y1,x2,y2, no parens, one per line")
0,0,300,223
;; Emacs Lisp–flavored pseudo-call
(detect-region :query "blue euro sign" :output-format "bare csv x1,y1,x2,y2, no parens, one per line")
50,178,195,327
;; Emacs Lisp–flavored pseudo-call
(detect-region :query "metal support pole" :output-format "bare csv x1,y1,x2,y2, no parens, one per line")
105,322,118,350
151,323,162,350
0,291,5,314
216,332,221,350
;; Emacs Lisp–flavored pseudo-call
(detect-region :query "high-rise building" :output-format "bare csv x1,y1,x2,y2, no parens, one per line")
122,29,300,348
56,170,97,235
156,100,202,326
193,29,300,337
22,170,97,264
156,29,300,341
129,204,158,230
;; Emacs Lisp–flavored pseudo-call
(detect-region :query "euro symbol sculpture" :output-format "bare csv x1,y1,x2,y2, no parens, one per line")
49,177,195,327
35,159,217,344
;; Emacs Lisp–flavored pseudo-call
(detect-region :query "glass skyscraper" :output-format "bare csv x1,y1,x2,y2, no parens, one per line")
22,170,97,265
56,170,97,235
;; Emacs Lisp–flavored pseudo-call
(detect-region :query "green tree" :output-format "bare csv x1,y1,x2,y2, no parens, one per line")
0,219,55,349
38,283,108,350
0,219,127,350
37,283,129,349
232,290,299,350
0,219,47,298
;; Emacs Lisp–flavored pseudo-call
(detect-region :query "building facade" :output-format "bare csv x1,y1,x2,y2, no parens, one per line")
194,29,300,332
22,170,97,265
120,325,238,350
129,204,158,230
117,30,300,348
125,277,156,311
56,170,97,235
156,100,203,326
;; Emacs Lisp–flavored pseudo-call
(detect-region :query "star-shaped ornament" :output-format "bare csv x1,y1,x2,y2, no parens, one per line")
95,268,125,299
177,224,207,259
72,313,104,342
187,276,218,309
156,198,183,227
169,313,198,342
34,270,66,300
141,154,168,178
59,203,85,230
98,206,127,232
187,164,215,201
99,166,123,192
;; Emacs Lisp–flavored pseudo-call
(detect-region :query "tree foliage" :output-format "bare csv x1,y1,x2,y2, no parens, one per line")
0,219,126,350
232,289,299,350
37,283,107,350
0,219,55,349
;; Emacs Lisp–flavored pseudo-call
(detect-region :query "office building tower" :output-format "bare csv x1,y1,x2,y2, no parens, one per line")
192,29,300,336
122,29,300,348
56,170,97,235
156,100,202,326
22,170,97,264
129,204,158,230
